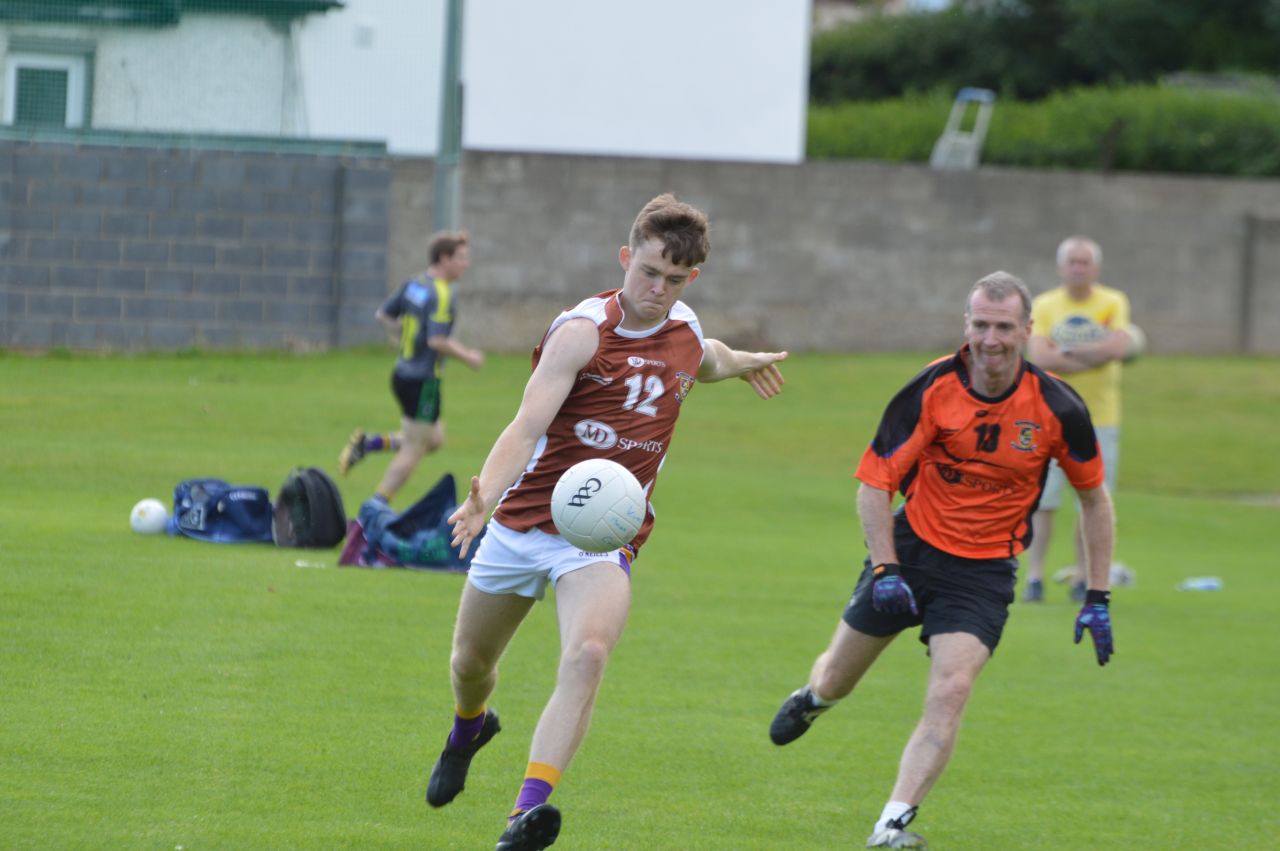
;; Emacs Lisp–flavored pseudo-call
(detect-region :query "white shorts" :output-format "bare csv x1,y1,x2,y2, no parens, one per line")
467,519,632,600
1040,426,1119,511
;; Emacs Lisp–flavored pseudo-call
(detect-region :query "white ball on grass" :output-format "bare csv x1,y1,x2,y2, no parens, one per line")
130,498,169,535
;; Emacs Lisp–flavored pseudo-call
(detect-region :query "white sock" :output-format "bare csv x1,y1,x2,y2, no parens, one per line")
809,686,839,708
875,801,914,832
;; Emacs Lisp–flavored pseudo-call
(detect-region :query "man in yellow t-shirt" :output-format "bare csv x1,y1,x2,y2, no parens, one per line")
1024,236,1136,602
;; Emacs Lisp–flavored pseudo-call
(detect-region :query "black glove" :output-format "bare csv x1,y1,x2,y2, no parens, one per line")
871,563,919,616
1074,589,1114,666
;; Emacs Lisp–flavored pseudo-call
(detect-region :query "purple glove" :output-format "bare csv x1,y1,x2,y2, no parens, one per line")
871,563,919,616
1074,590,1114,666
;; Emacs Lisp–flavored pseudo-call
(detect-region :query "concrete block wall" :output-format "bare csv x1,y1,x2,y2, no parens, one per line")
1246,215,1280,352
409,152,1280,356
0,140,390,351
3,143,1277,355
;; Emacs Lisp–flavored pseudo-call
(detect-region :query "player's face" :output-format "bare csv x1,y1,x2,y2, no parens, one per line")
965,290,1030,378
442,245,471,281
617,238,700,330
1059,244,1098,290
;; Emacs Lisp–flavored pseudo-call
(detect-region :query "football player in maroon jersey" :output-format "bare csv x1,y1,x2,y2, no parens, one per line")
426,194,788,851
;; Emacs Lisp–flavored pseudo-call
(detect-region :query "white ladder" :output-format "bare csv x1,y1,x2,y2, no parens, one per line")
929,87,996,170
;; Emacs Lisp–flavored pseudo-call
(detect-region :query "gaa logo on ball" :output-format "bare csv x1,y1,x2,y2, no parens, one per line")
551,459,646,553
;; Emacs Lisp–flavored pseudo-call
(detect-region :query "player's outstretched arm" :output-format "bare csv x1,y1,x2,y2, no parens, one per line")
447,318,597,557
698,337,788,398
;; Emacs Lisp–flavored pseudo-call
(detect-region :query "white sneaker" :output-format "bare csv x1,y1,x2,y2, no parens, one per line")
866,826,927,849
867,809,927,849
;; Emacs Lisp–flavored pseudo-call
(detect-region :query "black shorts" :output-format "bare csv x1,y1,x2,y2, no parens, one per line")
391,373,442,423
842,510,1017,653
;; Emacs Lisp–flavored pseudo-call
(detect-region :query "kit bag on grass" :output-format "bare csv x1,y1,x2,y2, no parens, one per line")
273,466,347,548
338,473,480,572
168,478,274,544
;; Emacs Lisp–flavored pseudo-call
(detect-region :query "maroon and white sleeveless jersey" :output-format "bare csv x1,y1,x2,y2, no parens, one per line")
493,289,706,551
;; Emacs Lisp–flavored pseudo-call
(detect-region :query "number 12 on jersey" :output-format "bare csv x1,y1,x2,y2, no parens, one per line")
623,374,664,416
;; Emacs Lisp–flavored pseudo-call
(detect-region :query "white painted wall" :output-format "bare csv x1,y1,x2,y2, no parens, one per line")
297,0,812,162
2,16,298,137
462,0,811,163
93,16,292,135
295,0,441,149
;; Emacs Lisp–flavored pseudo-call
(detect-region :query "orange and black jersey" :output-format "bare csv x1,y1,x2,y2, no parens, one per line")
855,346,1105,559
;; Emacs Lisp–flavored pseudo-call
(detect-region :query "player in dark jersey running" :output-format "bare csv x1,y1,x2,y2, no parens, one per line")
424,194,788,851
337,231,484,504
768,271,1116,850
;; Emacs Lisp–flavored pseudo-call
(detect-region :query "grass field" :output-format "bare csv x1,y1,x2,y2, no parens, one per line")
3,349,1278,850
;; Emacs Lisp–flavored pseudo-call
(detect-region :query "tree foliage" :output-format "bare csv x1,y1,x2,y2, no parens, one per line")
811,0,1280,103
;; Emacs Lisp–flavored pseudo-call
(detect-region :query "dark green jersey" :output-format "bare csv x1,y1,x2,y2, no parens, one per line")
380,276,456,379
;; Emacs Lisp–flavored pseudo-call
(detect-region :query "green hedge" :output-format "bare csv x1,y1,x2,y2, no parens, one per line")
807,85,1280,177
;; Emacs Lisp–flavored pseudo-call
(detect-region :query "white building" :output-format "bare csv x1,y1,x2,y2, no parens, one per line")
1,0,811,163
1,1,338,138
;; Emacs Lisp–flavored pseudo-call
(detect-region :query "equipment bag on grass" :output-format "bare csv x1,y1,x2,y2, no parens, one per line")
168,478,274,544
273,466,347,548
338,473,479,572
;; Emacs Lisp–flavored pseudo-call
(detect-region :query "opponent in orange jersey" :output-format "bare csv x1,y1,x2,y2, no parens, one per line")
426,194,788,851
769,272,1115,851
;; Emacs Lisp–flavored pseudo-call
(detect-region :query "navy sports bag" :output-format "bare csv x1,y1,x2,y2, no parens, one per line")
168,478,274,544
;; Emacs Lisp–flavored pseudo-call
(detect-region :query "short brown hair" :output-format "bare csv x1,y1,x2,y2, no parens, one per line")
967,271,1032,322
628,193,710,267
428,230,469,265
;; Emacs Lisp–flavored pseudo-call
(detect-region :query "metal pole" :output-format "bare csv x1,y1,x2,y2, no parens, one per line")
433,0,464,232
1240,212,1257,354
